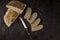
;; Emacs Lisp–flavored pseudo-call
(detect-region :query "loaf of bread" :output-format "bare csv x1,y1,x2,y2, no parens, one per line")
4,1,26,27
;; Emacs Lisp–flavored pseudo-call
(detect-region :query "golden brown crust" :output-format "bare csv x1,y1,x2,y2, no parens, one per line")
7,1,26,10
6,1,26,14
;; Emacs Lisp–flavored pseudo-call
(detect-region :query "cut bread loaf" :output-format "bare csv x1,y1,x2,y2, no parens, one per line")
4,1,26,27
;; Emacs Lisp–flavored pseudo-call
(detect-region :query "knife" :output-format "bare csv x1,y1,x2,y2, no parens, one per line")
19,17,33,40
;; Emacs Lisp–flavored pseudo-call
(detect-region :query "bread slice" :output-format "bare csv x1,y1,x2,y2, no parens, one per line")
23,7,43,32
31,25,43,32
4,1,26,27
4,9,19,27
6,1,26,14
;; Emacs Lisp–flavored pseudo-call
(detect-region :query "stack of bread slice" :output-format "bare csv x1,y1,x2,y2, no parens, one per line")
24,8,43,32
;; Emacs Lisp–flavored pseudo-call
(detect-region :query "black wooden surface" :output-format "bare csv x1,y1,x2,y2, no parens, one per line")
0,0,60,40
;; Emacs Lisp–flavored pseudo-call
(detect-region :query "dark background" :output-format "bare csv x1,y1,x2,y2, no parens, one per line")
0,0,60,40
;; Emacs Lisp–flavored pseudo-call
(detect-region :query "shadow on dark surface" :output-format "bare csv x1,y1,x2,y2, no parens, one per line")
0,0,60,40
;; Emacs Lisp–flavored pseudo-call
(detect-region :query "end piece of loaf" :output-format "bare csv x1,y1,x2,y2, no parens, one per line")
6,1,26,14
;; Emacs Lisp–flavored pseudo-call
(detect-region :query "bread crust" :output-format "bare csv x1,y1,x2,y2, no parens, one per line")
6,1,26,13
4,1,26,27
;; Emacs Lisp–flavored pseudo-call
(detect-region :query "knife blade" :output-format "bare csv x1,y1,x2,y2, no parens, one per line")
19,17,33,40
19,17,27,29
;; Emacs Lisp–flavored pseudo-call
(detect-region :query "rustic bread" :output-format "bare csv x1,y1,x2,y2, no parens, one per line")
4,1,26,27
6,1,26,14
4,9,19,27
